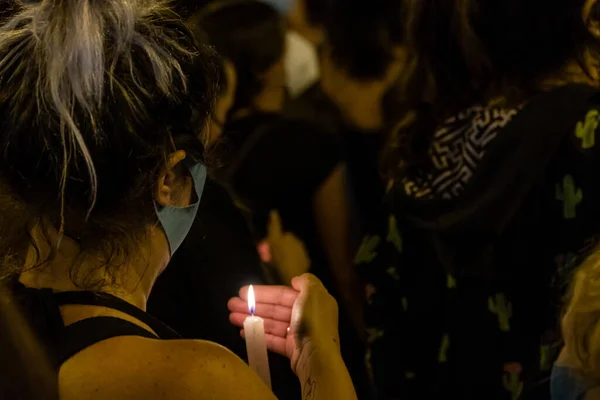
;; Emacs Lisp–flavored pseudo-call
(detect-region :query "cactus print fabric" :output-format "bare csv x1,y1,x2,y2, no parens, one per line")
358,86,600,400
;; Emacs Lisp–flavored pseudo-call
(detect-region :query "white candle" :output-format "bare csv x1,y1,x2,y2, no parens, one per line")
244,285,271,389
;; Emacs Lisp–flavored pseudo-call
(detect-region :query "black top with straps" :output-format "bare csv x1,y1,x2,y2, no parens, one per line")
12,282,180,370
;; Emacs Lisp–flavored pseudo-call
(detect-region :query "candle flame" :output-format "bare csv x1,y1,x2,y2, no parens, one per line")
248,285,256,315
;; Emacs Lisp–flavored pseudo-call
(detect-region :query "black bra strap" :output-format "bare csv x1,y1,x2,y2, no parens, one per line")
56,316,158,368
54,291,181,340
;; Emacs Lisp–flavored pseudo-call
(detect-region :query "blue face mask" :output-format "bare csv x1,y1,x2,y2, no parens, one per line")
261,0,294,13
154,161,207,256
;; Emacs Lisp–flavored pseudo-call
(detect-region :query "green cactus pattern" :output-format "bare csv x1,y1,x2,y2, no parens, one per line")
488,293,512,332
387,215,403,253
405,371,416,380
386,266,400,281
575,109,599,149
367,328,385,344
556,175,583,220
354,235,381,265
447,274,457,289
438,334,450,363
503,370,524,400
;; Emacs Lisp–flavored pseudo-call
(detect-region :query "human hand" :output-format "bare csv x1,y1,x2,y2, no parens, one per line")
228,274,339,373
263,210,310,283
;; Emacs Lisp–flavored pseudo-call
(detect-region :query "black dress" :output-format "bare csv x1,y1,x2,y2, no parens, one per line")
358,84,600,399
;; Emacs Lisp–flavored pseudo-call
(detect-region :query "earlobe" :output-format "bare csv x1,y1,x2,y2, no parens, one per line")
154,150,187,207
156,171,172,208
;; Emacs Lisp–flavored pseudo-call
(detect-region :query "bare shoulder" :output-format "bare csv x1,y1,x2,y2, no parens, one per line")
59,336,277,400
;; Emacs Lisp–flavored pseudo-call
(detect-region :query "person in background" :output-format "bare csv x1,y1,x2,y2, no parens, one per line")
262,0,320,99
359,0,600,398
285,0,406,233
0,0,357,398
192,1,368,395
148,58,301,399
283,30,320,99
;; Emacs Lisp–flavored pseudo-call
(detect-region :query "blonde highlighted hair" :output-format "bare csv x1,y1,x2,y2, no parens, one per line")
562,249,600,378
0,0,194,228
0,0,219,285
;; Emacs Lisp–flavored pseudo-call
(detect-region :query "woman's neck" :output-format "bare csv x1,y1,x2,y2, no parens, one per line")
19,225,169,311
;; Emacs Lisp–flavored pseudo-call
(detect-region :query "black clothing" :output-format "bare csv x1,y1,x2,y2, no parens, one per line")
286,82,386,232
223,112,343,286
12,282,179,371
149,179,301,399
285,82,345,135
359,84,600,399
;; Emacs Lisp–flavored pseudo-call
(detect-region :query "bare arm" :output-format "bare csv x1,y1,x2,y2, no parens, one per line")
312,163,365,335
60,336,357,400
59,338,277,400
177,340,356,400
296,346,358,400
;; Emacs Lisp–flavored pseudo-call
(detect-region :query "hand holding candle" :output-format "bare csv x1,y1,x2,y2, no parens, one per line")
229,277,355,400
229,274,340,373
243,285,271,388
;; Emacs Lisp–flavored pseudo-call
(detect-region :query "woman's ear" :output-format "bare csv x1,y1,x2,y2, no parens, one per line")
155,150,187,207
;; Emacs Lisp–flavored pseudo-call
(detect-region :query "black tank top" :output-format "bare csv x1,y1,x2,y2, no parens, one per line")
11,282,181,370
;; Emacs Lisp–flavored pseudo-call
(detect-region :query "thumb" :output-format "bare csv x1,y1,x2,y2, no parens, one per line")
267,210,283,241
291,275,307,291
291,273,323,292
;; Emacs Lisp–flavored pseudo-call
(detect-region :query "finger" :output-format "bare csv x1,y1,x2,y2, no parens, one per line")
238,285,298,307
229,305,292,326
244,302,293,322
267,210,283,240
240,330,289,357
257,240,272,263
265,335,288,357
291,275,306,291
229,311,247,328
291,273,324,292
229,298,293,320
230,313,289,337
227,297,250,314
